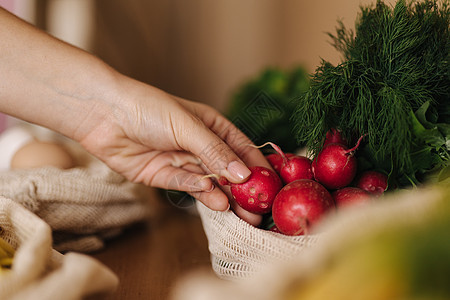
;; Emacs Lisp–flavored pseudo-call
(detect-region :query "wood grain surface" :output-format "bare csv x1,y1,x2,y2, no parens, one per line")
91,191,213,299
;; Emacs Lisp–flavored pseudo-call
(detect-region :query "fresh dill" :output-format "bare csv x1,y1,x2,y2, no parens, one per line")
293,0,449,187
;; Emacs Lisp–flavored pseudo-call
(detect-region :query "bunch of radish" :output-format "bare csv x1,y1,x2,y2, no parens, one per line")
222,129,388,236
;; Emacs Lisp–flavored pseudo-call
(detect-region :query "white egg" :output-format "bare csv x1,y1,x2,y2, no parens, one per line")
0,126,75,171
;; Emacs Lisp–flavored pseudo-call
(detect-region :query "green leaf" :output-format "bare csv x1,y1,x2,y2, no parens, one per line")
438,165,450,182
293,0,449,188
227,66,310,152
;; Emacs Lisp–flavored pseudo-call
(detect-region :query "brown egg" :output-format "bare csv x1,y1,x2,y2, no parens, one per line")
11,140,75,170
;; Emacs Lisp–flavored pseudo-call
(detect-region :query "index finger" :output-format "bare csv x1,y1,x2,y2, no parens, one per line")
179,99,272,169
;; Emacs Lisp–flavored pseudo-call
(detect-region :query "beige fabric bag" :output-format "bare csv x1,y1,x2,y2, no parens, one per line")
0,125,152,298
0,138,151,253
0,196,119,300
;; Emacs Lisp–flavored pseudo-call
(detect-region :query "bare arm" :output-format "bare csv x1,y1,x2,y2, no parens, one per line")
0,7,116,140
0,7,269,225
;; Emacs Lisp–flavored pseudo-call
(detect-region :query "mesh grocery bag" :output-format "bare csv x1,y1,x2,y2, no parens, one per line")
0,196,119,300
196,201,319,280
194,147,321,280
174,187,446,300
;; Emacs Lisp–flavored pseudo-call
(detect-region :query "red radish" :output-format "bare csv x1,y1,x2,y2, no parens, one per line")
356,171,388,195
279,155,314,184
272,179,334,236
222,166,282,214
266,153,295,173
332,187,371,208
324,128,347,147
312,143,357,189
312,135,365,190
260,142,313,184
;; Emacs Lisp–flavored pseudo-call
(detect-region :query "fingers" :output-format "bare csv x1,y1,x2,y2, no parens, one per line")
161,97,268,225
230,199,263,226
159,154,263,225
176,117,252,184
149,165,213,192
176,98,272,170
218,182,263,226
181,162,230,211
146,159,227,211
188,187,229,212
212,117,272,170
188,183,262,226
167,160,263,225
132,151,207,190
194,162,262,225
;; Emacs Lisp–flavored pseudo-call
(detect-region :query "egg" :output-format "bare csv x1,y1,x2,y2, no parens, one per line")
0,125,77,171
0,126,35,171
10,140,75,170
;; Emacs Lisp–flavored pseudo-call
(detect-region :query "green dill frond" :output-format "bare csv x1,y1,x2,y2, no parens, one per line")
293,0,450,177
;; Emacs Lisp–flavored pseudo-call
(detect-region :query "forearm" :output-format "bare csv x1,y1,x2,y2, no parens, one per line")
0,7,120,141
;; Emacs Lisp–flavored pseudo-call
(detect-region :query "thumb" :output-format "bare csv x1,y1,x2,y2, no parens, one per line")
179,120,252,183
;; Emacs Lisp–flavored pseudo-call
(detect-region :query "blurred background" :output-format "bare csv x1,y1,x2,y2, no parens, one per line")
0,0,393,109
0,0,394,144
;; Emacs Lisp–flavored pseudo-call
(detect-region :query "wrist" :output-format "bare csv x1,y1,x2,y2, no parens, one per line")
64,59,124,143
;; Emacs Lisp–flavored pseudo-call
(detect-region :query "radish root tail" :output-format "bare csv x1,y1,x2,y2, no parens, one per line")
345,134,367,154
199,173,230,186
248,142,288,164
200,174,220,181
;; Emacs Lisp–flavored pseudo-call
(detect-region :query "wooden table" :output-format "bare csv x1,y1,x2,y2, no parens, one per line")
91,190,214,299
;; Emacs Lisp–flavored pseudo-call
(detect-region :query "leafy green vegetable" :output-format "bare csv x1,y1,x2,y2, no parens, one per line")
293,0,449,187
227,67,310,153
358,101,449,187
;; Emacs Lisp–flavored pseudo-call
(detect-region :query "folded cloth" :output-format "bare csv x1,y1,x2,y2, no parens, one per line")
0,133,152,252
0,196,119,300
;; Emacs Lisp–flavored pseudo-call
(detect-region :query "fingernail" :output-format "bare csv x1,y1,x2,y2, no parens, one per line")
227,161,251,181
205,184,215,192
222,203,231,212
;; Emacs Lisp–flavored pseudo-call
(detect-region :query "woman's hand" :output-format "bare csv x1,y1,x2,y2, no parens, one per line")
0,6,269,225
76,77,270,225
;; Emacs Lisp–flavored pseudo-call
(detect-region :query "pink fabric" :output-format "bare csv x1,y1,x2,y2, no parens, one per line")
0,0,14,12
